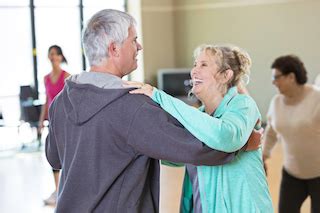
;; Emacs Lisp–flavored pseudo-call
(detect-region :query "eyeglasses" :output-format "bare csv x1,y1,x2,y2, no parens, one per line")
271,73,286,81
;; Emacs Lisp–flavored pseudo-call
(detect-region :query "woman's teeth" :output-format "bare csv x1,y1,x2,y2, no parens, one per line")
184,79,203,87
192,79,203,86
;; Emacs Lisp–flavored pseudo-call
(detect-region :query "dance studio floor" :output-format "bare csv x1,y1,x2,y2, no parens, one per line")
0,142,310,213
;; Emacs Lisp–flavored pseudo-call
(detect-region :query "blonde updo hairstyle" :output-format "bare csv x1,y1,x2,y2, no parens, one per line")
193,44,252,93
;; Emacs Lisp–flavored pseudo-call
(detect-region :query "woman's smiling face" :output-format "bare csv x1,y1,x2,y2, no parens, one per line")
190,50,221,100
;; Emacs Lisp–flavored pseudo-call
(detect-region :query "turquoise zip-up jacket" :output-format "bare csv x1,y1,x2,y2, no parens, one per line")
152,87,273,213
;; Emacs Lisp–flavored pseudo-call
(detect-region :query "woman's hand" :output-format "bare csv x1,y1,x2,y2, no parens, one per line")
123,81,154,98
38,120,44,134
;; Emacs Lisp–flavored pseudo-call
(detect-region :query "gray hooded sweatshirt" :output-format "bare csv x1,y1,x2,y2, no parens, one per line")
45,72,236,213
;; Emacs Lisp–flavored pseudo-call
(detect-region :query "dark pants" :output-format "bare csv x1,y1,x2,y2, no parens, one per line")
279,168,320,213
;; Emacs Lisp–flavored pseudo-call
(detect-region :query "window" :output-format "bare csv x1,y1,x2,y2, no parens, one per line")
0,1,127,124
0,7,32,123
83,0,125,25
0,0,28,6
35,7,82,95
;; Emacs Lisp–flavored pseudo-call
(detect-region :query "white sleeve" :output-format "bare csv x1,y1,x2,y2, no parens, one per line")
262,98,278,158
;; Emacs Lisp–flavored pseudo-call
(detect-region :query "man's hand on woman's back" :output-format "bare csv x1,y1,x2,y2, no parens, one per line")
246,128,264,151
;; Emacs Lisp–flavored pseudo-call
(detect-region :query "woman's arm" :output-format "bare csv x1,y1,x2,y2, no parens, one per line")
261,118,278,175
64,71,71,79
262,121,278,159
152,88,259,152
38,88,48,133
261,97,279,159
126,81,259,153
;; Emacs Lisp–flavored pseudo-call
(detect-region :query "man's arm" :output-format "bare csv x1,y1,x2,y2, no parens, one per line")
127,101,236,166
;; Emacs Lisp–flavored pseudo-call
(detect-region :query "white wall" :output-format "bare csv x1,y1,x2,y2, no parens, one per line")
141,0,320,120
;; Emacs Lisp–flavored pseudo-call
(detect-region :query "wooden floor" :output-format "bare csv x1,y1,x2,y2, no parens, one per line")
0,143,310,213
0,151,56,213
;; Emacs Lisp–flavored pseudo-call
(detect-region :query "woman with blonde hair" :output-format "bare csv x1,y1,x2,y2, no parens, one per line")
126,44,273,212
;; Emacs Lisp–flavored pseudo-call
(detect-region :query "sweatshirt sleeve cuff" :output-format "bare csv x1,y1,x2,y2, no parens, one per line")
151,87,160,103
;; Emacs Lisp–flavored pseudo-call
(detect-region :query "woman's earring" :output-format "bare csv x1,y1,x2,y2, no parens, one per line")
241,74,250,85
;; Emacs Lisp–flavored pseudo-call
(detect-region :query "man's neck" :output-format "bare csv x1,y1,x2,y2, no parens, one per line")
90,63,123,78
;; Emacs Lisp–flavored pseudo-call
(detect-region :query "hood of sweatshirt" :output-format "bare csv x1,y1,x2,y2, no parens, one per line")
61,71,133,125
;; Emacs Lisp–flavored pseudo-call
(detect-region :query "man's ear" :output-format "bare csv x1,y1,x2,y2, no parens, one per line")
108,42,120,57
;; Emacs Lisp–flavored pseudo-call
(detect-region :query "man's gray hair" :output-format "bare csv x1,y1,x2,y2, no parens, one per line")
82,9,136,66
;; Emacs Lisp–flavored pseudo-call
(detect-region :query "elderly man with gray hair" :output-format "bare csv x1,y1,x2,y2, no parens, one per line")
45,9,258,212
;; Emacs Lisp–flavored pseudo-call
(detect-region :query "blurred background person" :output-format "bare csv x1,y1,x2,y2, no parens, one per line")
38,45,70,206
262,55,320,213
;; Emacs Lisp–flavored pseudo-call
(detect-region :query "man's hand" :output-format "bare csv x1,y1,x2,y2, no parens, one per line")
245,128,264,151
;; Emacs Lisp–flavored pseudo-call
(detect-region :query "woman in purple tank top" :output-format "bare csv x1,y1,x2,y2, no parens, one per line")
38,45,70,206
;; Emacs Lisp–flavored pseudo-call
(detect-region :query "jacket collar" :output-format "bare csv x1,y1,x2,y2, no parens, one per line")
199,87,238,118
